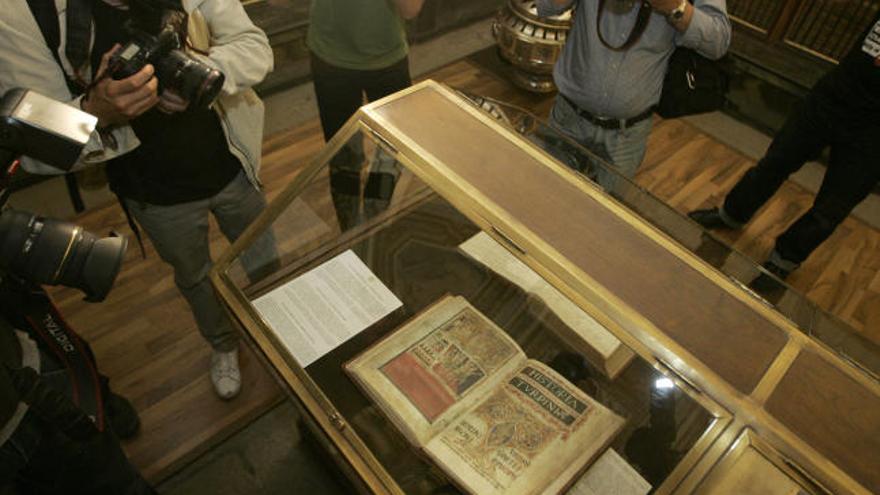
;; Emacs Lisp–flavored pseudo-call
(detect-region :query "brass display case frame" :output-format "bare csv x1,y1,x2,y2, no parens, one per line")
211,81,878,494
689,428,830,494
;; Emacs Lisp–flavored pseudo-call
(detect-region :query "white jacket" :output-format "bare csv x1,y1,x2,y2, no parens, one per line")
0,0,272,189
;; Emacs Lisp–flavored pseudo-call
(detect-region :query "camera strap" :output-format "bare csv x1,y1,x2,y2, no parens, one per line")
25,0,87,97
117,196,148,259
14,287,105,432
596,0,653,52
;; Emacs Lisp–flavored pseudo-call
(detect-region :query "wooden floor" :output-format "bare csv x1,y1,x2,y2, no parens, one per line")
46,54,879,484
640,118,880,344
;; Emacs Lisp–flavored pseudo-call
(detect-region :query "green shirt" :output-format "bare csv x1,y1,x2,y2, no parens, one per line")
307,0,409,70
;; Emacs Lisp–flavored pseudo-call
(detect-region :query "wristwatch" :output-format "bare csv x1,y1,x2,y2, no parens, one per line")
668,0,688,21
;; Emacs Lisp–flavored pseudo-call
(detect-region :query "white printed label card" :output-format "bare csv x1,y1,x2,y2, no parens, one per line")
862,20,880,58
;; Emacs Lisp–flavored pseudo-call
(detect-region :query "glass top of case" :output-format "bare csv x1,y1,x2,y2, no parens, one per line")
216,123,726,494
213,83,876,494
454,91,880,380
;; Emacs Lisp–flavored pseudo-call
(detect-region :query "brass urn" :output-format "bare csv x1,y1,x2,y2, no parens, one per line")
493,0,573,93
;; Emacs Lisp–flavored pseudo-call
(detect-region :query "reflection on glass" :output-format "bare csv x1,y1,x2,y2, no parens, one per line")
217,91,879,495
453,93,879,379
230,146,715,492
328,133,401,231
654,377,675,390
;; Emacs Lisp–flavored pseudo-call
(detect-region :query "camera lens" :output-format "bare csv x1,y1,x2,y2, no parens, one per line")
156,50,226,110
0,210,127,302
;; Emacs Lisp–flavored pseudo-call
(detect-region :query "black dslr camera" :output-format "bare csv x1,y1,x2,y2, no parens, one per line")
109,0,225,110
0,88,127,302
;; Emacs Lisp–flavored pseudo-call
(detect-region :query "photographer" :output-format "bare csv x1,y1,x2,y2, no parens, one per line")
0,279,155,495
537,0,730,190
0,0,279,399
0,86,151,492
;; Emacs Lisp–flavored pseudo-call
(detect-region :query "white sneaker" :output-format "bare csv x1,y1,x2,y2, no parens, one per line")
211,348,241,400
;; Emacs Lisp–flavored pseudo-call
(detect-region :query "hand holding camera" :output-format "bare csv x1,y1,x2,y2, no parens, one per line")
106,2,225,112
157,89,190,114
83,0,225,124
81,45,160,127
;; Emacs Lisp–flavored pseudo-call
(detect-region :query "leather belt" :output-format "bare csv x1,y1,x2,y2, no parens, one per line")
561,94,654,130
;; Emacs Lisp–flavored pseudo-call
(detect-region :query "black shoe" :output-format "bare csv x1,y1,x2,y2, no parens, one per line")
748,272,784,297
747,261,791,300
761,260,792,280
688,208,734,230
106,393,141,440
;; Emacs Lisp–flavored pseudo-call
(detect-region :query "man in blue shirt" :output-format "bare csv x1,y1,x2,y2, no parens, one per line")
537,0,730,190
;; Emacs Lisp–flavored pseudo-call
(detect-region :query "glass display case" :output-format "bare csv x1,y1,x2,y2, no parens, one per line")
457,90,880,379
212,82,878,495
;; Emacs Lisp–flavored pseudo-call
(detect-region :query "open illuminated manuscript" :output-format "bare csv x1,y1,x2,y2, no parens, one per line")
346,295,624,495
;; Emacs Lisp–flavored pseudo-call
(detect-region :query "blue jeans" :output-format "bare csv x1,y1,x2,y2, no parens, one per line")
125,171,279,352
548,96,653,192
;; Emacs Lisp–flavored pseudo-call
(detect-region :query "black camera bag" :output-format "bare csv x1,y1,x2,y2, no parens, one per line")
656,47,729,118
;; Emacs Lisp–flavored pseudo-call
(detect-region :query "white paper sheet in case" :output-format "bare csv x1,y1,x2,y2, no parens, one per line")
253,250,403,366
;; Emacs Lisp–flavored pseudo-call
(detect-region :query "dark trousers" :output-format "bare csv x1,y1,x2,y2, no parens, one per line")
0,348,154,495
0,412,154,495
310,52,412,229
309,52,412,141
0,287,153,495
722,81,880,265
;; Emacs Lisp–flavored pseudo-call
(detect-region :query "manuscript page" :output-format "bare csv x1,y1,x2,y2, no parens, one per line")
425,360,624,495
346,295,525,445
